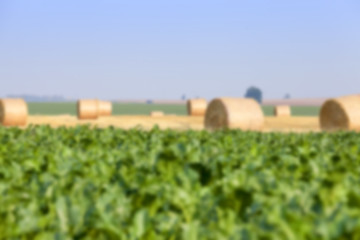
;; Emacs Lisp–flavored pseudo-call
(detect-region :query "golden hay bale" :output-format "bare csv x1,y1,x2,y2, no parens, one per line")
204,98,264,130
98,100,112,116
150,111,164,117
320,95,360,131
274,105,291,117
0,98,28,126
77,99,99,120
187,98,207,116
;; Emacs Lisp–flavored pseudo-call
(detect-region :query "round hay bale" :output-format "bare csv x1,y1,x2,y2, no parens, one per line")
0,98,28,126
204,98,264,130
98,100,112,116
187,98,207,116
150,111,164,117
77,99,99,120
320,95,360,131
274,105,291,117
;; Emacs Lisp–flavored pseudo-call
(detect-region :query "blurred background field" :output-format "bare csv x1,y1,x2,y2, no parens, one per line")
27,102,320,116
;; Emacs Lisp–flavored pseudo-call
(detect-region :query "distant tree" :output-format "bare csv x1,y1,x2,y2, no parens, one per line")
244,86,262,103
181,94,186,100
284,93,291,99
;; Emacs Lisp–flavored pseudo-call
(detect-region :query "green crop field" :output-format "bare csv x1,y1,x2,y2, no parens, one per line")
27,102,187,116
262,105,320,116
27,102,320,116
1,126,360,239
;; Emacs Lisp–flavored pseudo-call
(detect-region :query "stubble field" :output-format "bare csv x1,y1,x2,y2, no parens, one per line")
25,102,321,132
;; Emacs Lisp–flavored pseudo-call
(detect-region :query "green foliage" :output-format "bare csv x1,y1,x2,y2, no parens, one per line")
245,86,263,103
0,125,360,239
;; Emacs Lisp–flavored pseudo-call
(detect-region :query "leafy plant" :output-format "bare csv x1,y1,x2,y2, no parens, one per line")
0,125,360,239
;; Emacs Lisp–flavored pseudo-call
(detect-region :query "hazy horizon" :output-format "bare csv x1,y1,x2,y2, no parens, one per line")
1,1,359,100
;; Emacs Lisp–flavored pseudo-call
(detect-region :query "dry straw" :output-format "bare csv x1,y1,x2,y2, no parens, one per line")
98,100,112,116
274,105,291,117
204,98,264,130
320,95,360,131
187,98,207,116
150,111,164,117
77,99,99,120
0,98,28,126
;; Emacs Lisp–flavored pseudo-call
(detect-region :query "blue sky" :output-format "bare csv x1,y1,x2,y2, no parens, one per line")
0,0,359,100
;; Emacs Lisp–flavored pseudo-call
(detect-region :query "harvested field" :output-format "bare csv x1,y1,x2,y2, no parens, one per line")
25,115,320,132
27,115,204,130
264,116,320,132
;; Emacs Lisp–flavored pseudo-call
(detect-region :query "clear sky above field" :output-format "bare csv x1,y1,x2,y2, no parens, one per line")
0,0,359,100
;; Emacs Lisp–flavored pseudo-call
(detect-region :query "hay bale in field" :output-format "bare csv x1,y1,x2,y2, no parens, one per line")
320,95,360,131
150,111,164,117
77,99,99,120
204,98,264,130
0,98,28,126
187,98,207,116
98,100,112,116
274,105,291,117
